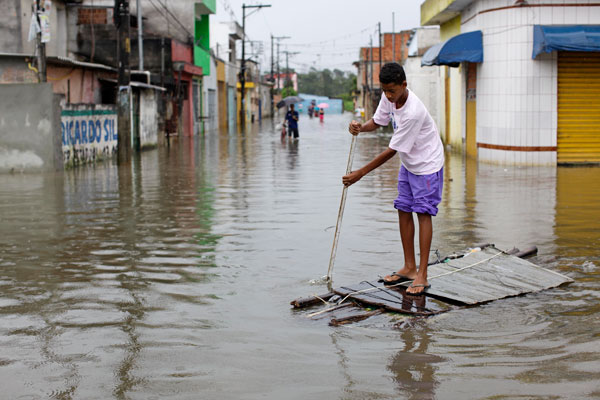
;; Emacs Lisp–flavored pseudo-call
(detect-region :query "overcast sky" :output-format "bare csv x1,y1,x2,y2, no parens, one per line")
214,0,423,74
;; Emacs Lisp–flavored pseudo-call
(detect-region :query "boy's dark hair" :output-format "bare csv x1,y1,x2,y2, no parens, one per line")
379,63,406,85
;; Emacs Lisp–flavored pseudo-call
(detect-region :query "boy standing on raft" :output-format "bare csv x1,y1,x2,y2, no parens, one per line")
342,63,444,295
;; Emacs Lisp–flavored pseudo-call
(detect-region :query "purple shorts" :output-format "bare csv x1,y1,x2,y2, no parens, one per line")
393,166,443,216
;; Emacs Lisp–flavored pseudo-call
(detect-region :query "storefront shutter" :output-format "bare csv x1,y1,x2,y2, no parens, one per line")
557,51,600,164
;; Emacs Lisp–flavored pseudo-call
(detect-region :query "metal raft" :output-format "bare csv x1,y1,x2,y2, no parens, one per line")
291,244,573,325
410,245,573,305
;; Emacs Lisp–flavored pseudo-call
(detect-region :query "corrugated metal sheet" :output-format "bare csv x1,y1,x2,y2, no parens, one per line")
403,246,573,305
557,51,600,164
334,282,452,316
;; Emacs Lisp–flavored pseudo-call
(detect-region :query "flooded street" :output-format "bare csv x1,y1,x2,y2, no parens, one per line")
1,113,599,399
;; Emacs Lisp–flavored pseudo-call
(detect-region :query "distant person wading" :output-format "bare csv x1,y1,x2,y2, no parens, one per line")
286,104,299,139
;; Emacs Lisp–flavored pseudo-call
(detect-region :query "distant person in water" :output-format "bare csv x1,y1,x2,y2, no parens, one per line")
286,104,299,139
319,108,324,122
342,63,444,295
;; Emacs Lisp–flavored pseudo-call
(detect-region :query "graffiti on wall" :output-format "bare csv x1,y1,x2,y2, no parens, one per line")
61,105,118,166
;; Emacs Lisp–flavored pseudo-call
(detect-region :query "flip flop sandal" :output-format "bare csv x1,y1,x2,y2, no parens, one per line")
380,272,413,285
406,283,431,295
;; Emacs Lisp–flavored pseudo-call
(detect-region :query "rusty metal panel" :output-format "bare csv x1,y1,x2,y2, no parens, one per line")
405,246,573,305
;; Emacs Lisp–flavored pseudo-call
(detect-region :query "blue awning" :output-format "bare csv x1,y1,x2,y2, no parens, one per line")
421,30,483,67
532,25,600,58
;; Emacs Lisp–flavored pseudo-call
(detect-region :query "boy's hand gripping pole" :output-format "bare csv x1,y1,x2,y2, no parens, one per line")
326,134,357,282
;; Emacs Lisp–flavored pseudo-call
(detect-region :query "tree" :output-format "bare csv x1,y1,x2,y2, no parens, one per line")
297,68,357,111
281,86,297,98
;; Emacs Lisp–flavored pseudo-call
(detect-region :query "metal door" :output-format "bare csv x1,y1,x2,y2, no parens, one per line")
558,51,600,163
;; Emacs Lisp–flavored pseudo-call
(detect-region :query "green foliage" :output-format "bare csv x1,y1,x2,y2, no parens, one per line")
297,68,357,99
281,87,297,98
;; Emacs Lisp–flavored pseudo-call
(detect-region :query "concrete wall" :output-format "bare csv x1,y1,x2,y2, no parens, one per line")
258,82,272,120
0,55,38,84
404,56,443,135
0,83,62,172
0,0,68,57
0,56,110,104
0,1,24,54
60,104,117,167
203,55,218,132
140,89,159,148
49,66,108,104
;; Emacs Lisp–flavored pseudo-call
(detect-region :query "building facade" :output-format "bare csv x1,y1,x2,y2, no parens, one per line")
421,0,600,165
355,31,413,118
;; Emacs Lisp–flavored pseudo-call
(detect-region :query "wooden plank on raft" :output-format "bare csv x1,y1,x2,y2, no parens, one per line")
330,309,384,326
396,246,573,305
307,302,385,326
308,302,355,320
290,292,334,308
333,281,453,316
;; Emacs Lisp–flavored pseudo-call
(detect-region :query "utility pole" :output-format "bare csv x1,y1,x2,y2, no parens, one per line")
369,35,373,115
115,0,131,164
369,36,373,92
282,50,299,89
137,0,143,70
378,22,382,75
270,35,274,116
392,12,395,63
273,37,290,90
273,36,290,95
240,3,271,129
35,0,47,82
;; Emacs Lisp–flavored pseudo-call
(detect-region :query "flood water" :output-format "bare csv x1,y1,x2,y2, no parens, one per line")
1,113,599,399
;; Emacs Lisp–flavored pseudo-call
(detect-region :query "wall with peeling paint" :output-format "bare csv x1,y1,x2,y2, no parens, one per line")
0,83,62,172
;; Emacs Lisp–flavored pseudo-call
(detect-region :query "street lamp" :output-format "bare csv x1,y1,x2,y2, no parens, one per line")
240,3,271,129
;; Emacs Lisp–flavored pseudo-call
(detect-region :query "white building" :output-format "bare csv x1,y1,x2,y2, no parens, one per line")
421,0,600,165
404,27,443,134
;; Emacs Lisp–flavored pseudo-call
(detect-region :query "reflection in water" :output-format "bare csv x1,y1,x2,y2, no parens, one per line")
554,166,600,319
1,114,599,398
285,138,300,170
438,153,482,251
555,167,600,260
388,322,443,400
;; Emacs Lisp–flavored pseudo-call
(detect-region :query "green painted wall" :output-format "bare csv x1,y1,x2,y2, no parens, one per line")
196,0,216,14
194,14,211,75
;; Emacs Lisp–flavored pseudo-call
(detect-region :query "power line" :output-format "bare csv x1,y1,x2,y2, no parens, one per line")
284,24,378,47
147,0,189,38
156,0,193,38
217,0,238,21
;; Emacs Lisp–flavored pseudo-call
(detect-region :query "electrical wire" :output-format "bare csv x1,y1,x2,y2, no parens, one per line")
156,0,193,38
147,0,190,39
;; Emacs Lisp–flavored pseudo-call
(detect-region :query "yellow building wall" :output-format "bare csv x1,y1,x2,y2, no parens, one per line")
441,16,463,149
449,65,463,148
216,60,225,82
440,16,461,41
421,0,456,27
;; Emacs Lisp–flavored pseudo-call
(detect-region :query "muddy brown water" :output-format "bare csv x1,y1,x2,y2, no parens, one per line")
1,114,599,399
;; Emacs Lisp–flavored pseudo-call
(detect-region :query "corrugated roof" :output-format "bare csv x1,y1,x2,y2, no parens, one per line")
399,246,573,305
50,56,115,71
99,78,166,91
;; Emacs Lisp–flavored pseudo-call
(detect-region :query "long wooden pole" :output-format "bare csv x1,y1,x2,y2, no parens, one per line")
327,134,357,281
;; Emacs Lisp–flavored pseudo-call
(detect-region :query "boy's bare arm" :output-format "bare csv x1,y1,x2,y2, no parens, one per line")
342,147,397,187
348,118,380,135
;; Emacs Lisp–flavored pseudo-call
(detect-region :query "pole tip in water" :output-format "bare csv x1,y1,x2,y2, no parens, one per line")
309,275,330,285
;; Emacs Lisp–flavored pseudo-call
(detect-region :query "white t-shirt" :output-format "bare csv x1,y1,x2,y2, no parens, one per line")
373,90,444,175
